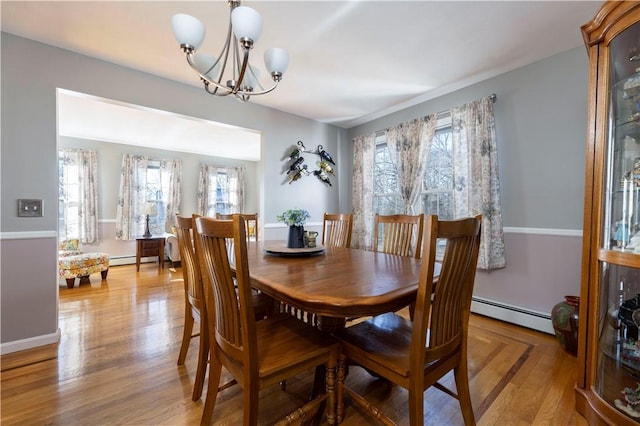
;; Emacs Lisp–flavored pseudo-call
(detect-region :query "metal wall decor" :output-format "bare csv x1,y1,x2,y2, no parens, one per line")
284,140,335,186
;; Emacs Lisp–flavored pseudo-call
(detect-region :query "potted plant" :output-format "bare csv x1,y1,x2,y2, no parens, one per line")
277,208,310,248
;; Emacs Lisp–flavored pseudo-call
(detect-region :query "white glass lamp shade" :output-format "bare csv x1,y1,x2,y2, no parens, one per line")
231,6,262,43
193,53,220,79
264,48,289,75
243,65,261,89
172,14,206,49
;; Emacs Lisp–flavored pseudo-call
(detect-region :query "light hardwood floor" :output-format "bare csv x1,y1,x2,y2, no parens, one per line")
1,262,587,425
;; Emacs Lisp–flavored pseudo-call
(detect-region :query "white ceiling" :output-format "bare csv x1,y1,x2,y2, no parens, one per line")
1,1,601,156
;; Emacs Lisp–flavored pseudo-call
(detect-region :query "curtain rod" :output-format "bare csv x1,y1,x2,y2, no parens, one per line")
376,93,497,136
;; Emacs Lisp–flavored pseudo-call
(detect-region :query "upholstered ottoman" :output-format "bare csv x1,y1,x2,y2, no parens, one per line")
59,252,110,288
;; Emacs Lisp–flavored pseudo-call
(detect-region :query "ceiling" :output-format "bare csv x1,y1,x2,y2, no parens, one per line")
1,1,601,154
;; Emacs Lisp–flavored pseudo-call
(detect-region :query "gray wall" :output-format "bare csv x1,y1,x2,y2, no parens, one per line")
347,47,589,325
1,33,346,348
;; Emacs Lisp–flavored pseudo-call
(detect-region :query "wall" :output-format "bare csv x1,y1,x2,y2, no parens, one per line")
1,33,347,352
347,47,589,333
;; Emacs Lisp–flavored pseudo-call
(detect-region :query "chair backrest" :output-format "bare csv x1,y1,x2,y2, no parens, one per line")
216,213,259,241
373,213,425,258
175,215,204,312
411,214,482,368
195,216,257,373
322,213,353,248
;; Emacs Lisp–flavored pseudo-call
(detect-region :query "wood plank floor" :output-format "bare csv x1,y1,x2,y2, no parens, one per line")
1,262,588,425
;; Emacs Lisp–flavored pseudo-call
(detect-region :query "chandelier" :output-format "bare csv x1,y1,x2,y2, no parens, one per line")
172,1,289,102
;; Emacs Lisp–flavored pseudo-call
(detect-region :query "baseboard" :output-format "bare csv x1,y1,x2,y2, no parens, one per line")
1,329,60,355
471,296,554,335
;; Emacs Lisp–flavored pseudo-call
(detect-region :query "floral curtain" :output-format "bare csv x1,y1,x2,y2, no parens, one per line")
385,115,437,214
451,95,505,270
59,148,99,243
116,155,148,240
197,165,245,216
160,158,182,230
351,133,376,251
115,154,182,240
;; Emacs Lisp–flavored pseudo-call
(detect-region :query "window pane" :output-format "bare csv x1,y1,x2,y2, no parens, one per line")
423,129,452,190
146,167,165,235
373,125,454,218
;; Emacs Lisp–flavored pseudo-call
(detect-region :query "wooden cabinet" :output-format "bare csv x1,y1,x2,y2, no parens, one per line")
577,2,640,425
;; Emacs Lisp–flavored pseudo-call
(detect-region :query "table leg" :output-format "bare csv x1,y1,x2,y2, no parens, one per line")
136,240,142,272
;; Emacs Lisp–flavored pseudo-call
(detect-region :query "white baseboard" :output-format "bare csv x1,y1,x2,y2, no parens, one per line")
471,297,554,335
1,329,60,355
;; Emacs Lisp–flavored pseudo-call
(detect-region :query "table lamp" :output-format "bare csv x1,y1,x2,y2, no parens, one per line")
143,202,157,238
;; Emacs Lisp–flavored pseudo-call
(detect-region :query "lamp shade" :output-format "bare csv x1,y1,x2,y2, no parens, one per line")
231,6,262,43
172,13,206,49
243,65,260,89
264,47,289,75
193,53,220,79
145,202,158,216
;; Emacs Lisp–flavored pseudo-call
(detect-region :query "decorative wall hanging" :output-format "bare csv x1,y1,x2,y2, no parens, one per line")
284,140,335,186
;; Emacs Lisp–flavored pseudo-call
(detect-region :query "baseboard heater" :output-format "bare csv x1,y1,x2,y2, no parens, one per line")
108,255,170,267
470,296,554,335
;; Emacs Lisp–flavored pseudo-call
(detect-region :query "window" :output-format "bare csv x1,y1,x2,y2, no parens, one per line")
59,153,80,239
374,119,453,218
115,154,182,240
198,165,244,217
58,149,99,242
145,162,166,236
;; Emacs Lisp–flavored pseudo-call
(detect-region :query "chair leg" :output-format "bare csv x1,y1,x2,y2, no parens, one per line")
326,352,337,426
408,386,424,426
243,382,260,426
200,356,223,426
454,364,476,426
192,319,209,401
177,306,194,365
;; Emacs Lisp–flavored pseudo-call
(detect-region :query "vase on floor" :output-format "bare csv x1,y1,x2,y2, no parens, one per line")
551,295,580,356
287,225,305,248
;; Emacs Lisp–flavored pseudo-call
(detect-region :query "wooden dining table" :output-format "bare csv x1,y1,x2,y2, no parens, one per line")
243,241,425,331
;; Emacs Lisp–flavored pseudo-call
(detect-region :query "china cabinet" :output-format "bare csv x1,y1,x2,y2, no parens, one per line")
577,2,640,424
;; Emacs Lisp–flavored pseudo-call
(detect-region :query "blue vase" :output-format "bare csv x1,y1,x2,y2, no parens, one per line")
287,225,305,248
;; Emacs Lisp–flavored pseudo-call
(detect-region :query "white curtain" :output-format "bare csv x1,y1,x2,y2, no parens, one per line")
160,158,182,229
351,133,376,251
59,148,99,243
115,154,182,240
451,95,505,270
385,115,437,214
197,165,245,216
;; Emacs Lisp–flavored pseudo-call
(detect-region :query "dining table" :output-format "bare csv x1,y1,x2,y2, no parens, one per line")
237,240,433,425
243,240,426,332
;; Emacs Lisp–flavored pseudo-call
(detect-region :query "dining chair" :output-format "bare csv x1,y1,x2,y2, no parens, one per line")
176,214,271,403
216,212,258,241
174,214,209,402
373,213,425,259
195,215,340,426
322,213,353,248
336,214,482,426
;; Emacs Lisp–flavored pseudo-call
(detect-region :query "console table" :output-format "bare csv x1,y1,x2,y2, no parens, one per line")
136,236,165,271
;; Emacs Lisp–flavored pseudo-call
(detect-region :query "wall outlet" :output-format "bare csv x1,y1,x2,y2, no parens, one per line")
18,199,43,217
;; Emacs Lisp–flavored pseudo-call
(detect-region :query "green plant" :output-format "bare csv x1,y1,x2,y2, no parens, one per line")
276,209,310,227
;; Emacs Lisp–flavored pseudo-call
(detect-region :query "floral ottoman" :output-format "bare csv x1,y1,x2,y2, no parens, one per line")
59,252,110,288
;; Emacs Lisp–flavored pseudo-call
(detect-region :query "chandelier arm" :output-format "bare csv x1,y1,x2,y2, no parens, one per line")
234,49,251,94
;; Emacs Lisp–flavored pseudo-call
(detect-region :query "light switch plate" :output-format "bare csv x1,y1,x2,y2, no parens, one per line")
18,199,43,217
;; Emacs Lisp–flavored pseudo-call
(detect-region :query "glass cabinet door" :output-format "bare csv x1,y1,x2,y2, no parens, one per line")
598,20,640,421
